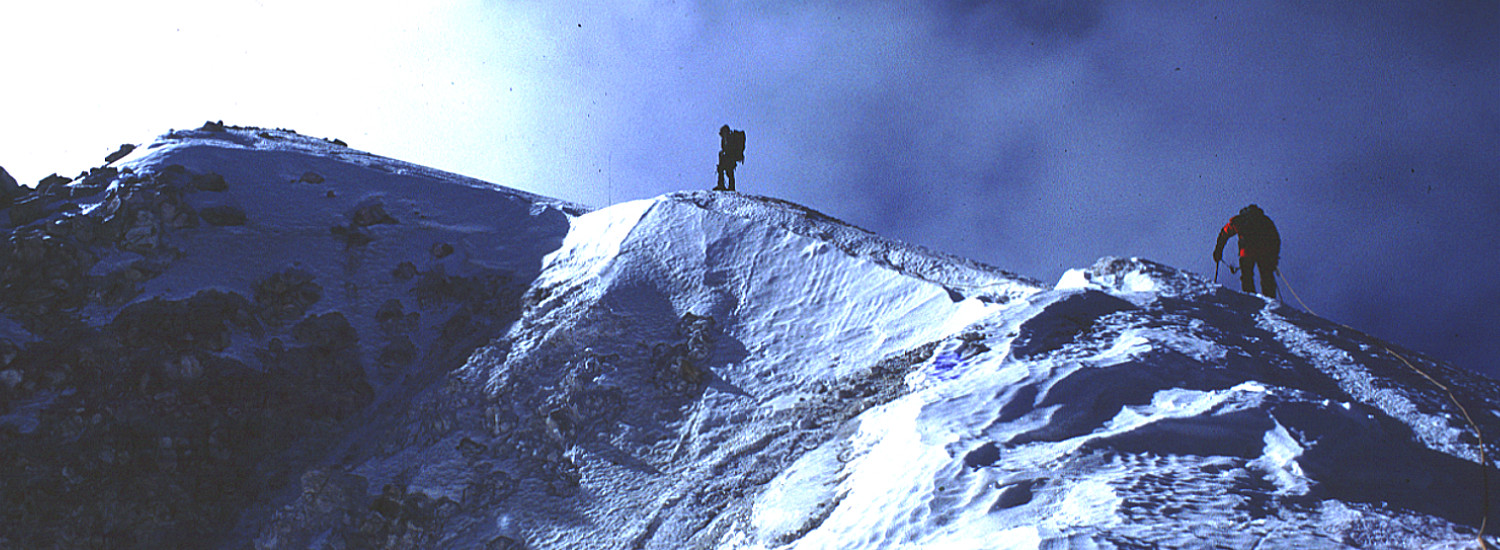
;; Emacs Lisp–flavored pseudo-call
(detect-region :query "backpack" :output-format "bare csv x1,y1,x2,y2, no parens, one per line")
725,130,746,162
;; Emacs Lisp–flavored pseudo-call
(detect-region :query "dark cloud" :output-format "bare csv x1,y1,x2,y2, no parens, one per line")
943,0,1108,48
648,1,1499,375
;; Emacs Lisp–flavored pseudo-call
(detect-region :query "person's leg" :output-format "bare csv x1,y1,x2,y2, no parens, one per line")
1259,258,1278,299
1239,256,1256,293
726,167,735,191
715,153,727,190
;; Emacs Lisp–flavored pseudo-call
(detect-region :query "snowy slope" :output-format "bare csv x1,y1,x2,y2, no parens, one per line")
3,126,1498,550
0,124,584,548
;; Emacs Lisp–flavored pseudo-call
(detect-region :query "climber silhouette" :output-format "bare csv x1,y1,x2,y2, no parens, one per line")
1214,204,1281,298
715,125,745,192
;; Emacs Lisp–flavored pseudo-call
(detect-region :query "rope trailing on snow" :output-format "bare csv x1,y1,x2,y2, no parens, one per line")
1276,268,1492,548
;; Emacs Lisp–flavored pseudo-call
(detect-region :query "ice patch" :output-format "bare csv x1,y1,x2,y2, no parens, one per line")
751,443,845,543
1105,382,1267,434
1249,419,1311,495
1046,477,1121,532
1055,269,1093,290
1118,270,1158,293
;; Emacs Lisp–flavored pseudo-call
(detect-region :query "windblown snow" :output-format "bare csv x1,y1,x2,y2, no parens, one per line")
1,125,1496,549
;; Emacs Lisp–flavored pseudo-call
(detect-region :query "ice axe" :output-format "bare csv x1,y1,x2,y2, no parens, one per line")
1214,259,1238,284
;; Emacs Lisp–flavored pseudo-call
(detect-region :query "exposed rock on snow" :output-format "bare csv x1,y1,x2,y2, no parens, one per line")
1,127,1496,550
105,143,137,164
0,126,579,548
0,166,22,209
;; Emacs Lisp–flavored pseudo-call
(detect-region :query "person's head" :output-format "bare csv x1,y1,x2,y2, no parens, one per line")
719,125,732,136
1240,204,1263,216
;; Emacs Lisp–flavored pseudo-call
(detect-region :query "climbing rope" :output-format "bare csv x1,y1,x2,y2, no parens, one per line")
1276,268,1492,548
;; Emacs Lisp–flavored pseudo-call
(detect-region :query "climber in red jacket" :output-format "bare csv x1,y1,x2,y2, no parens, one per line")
1214,204,1280,298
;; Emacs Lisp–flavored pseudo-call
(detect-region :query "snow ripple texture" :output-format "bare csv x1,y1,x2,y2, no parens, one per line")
361,201,1500,549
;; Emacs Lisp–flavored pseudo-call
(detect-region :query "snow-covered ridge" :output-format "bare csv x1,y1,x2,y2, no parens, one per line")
667,191,1045,302
115,124,589,216
2,125,1498,549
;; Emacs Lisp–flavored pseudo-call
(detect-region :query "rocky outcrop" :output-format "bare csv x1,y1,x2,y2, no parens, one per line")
105,144,137,164
0,286,375,548
0,126,574,549
0,166,22,209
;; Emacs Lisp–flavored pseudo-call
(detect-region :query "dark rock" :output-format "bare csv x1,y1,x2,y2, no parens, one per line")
964,442,1002,469
37,173,71,189
80,166,118,188
488,535,526,550
378,336,417,369
371,485,404,519
0,166,23,209
253,269,322,323
8,196,51,226
110,290,254,352
351,202,397,227
120,209,162,253
199,205,247,226
300,171,325,184
156,164,191,188
375,299,419,333
105,144,137,164
35,174,71,201
292,312,357,351
392,261,419,281
201,120,227,132
69,214,98,243
159,199,198,229
0,166,18,191
457,437,487,459
991,479,1037,510
191,172,228,192
329,224,371,247
430,242,454,259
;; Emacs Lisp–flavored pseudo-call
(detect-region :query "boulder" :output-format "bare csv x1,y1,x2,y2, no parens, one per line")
7,195,51,226
392,261,418,281
35,174,71,199
121,209,161,253
191,172,228,191
292,312,358,351
375,299,419,333
350,202,397,226
254,269,322,323
0,166,22,208
104,144,137,164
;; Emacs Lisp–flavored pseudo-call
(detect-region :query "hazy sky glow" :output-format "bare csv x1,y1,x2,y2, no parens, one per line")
3,1,1498,375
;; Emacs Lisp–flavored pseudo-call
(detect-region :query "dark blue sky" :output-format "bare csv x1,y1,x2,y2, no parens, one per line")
5,1,1498,375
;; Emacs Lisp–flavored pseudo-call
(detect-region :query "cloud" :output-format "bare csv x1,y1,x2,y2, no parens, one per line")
443,1,1498,372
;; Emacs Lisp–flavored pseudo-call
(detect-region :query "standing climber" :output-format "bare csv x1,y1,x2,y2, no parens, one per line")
715,125,745,192
1214,204,1281,298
